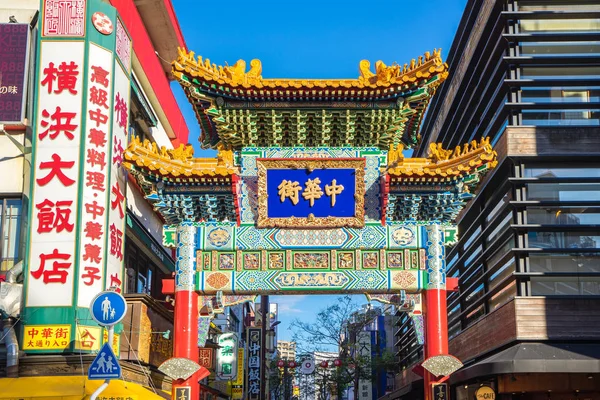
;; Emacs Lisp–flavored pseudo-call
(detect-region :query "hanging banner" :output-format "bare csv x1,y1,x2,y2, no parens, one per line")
230,348,244,399
246,328,262,400
0,23,30,123
216,332,238,380
357,331,373,400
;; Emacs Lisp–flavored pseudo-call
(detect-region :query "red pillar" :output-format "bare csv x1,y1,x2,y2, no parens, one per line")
173,289,200,399
171,222,202,400
424,288,448,358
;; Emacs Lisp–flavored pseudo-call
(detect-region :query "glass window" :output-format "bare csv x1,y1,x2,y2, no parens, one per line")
531,276,600,295
528,207,600,225
529,253,600,273
489,281,516,311
486,193,511,223
522,66,600,79
464,303,485,327
464,245,482,268
486,213,513,245
488,257,515,288
526,183,600,201
1,199,22,272
521,109,600,126
520,19,600,33
463,226,482,251
528,231,600,249
521,88,599,103
521,42,600,57
524,166,600,178
519,2,600,11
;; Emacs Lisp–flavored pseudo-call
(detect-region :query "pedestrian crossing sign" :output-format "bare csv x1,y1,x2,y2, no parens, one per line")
88,342,121,380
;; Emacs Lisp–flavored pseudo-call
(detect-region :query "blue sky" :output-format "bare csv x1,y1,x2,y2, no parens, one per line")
170,0,468,341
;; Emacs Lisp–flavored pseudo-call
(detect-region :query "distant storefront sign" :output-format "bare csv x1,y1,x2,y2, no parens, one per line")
0,24,30,123
216,333,238,380
476,386,495,400
246,328,262,400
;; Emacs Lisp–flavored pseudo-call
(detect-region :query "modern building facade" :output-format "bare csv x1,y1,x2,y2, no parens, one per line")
391,0,600,399
278,340,297,361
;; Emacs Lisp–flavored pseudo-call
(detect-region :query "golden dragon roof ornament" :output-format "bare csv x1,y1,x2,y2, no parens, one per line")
173,47,447,89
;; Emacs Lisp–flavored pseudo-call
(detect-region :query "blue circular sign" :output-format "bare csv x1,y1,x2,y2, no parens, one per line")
89,291,127,326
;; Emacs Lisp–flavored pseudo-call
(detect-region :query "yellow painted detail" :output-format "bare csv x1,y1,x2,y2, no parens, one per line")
123,136,236,178
173,47,448,89
0,376,167,399
387,137,498,178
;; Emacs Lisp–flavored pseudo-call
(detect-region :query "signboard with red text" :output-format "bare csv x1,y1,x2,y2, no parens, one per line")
76,43,114,307
23,0,131,352
26,39,85,307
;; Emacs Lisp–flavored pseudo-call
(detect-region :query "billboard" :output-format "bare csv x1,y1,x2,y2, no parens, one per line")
0,23,30,123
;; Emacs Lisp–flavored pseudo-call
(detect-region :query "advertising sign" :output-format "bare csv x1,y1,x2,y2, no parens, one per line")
0,23,30,123
231,348,244,399
23,0,132,354
198,347,214,369
246,328,262,400
357,331,373,400
433,383,449,400
216,333,238,380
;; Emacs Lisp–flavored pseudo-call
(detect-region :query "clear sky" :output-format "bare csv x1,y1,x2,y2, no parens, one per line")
170,0,468,342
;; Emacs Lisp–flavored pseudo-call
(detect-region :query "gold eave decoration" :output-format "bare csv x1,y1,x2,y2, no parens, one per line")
256,158,366,229
172,47,448,91
387,137,498,179
123,136,237,179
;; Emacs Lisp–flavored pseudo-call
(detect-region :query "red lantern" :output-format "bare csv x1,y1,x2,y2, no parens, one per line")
320,360,329,368
333,359,342,367
277,360,285,368
288,361,297,368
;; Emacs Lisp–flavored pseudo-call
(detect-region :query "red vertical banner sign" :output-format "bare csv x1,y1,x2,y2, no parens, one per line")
76,43,114,307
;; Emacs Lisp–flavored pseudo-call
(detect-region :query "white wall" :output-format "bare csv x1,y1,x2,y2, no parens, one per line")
0,134,24,193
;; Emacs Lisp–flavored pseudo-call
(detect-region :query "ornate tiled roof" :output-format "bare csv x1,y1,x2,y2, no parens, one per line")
387,137,498,180
172,48,448,150
123,135,237,181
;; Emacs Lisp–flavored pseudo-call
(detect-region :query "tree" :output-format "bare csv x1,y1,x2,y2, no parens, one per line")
290,296,398,400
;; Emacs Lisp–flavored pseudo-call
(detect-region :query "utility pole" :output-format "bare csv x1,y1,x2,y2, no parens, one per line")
260,295,269,399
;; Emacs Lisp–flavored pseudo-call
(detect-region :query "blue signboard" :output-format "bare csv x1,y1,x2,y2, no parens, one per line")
88,342,121,380
266,168,356,218
90,291,127,326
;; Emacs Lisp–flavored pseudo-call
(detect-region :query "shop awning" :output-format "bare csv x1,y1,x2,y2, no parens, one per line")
451,343,600,383
0,376,170,399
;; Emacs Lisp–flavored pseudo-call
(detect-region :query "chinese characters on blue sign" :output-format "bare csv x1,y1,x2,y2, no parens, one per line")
267,168,356,218
257,158,365,228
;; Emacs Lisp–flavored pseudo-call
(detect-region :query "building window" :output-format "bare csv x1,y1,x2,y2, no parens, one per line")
520,18,600,33
125,241,166,299
520,41,600,57
530,253,600,274
1,198,21,272
531,276,600,296
524,165,600,178
526,183,600,201
528,231,600,249
527,207,600,225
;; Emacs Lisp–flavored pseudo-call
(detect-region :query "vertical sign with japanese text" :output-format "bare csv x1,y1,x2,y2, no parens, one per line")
216,333,238,380
104,18,131,293
246,328,262,400
357,331,373,400
76,43,114,307
231,348,244,399
23,0,132,353
26,39,85,307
